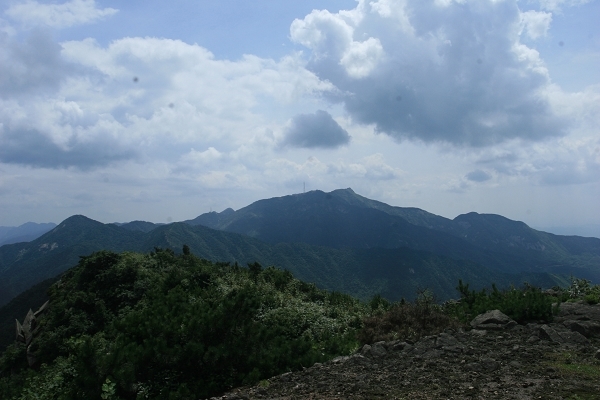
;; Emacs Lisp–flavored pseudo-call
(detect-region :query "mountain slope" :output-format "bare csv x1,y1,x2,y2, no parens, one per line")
0,216,551,309
139,222,530,301
0,215,145,305
186,189,600,279
1,188,596,308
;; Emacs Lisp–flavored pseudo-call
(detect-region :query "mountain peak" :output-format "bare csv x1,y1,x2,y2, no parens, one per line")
331,188,355,194
59,215,101,226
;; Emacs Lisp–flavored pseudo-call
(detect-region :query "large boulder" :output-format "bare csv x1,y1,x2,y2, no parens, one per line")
470,310,517,330
562,320,600,338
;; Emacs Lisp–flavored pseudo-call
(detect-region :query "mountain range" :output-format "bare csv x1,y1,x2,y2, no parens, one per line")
0,222,56,246
1,188,598,308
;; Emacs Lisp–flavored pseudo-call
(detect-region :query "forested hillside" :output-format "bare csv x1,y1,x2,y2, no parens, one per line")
0,249,366,399
2,214,551,309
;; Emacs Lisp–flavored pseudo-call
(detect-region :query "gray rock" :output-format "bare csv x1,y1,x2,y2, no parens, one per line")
539,324,589,345
509,361,521,368
370,341,388,357
331,356,349,364
526,335,540,344
436,332,464,353
390,341,410,352
360,344,372,356
470,329,487,337
480,358,500,372
470,310,517,330
563,320,600,338
415,335,437,350
538,325,563,343
436,332,459,347
463,358,499,373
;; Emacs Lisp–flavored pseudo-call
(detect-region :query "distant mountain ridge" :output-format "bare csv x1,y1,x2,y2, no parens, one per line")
0,188,598,309
186,188,600,280
0,222,56,246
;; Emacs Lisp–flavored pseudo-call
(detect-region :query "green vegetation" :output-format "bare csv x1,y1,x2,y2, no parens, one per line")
543,350,600,400
359,290,463,344
449,280,558,323
0,249,366,399
1,243,597,399
551,276,600,305
359,281,567,344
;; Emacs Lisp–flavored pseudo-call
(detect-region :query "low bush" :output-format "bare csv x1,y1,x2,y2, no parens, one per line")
551,277,600,305
358,290,463,344
448,280,557,324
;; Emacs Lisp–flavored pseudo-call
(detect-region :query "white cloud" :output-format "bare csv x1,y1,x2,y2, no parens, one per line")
473,133,600,186
5,0,118,29
340,37,384,78
520,10,552,40
292,0,567,147
264,153,403,185
0,35,333,169
537,0,591,12
178,147,224,168
290,7,384,79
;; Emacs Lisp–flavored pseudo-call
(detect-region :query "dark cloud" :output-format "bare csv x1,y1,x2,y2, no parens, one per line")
466,169,492,182
0,29,78,98
293,0,568,147
281,110,350,149
0,128,136,169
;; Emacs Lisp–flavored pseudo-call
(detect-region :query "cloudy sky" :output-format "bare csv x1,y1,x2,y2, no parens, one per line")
0,0,598,235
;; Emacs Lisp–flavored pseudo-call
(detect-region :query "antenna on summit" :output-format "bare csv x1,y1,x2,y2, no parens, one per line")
303,182,305,193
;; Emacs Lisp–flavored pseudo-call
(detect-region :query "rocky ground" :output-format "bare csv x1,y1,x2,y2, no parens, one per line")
211,302,600,400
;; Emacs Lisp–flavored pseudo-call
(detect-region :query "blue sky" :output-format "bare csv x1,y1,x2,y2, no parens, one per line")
0,0,598,235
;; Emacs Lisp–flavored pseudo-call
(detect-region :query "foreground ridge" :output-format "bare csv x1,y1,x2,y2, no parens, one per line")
215,303,600,400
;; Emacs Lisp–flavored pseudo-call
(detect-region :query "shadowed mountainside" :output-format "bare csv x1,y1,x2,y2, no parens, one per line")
187,188,600,280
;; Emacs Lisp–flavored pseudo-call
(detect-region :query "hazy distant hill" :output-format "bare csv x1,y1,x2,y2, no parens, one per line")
536,224,600,239
111,220,163,233
187,188,600,280
0,222,56,246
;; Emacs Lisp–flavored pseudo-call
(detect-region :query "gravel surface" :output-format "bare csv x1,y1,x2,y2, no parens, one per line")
211,303,600,400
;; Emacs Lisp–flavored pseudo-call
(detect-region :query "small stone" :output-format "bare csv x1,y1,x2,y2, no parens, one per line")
360,344,372,356
509,361,521,368
527,335,540,344
470,329,487,336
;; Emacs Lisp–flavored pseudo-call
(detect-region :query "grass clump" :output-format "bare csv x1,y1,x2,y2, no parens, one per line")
359,279,566,345
358,290,464,344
